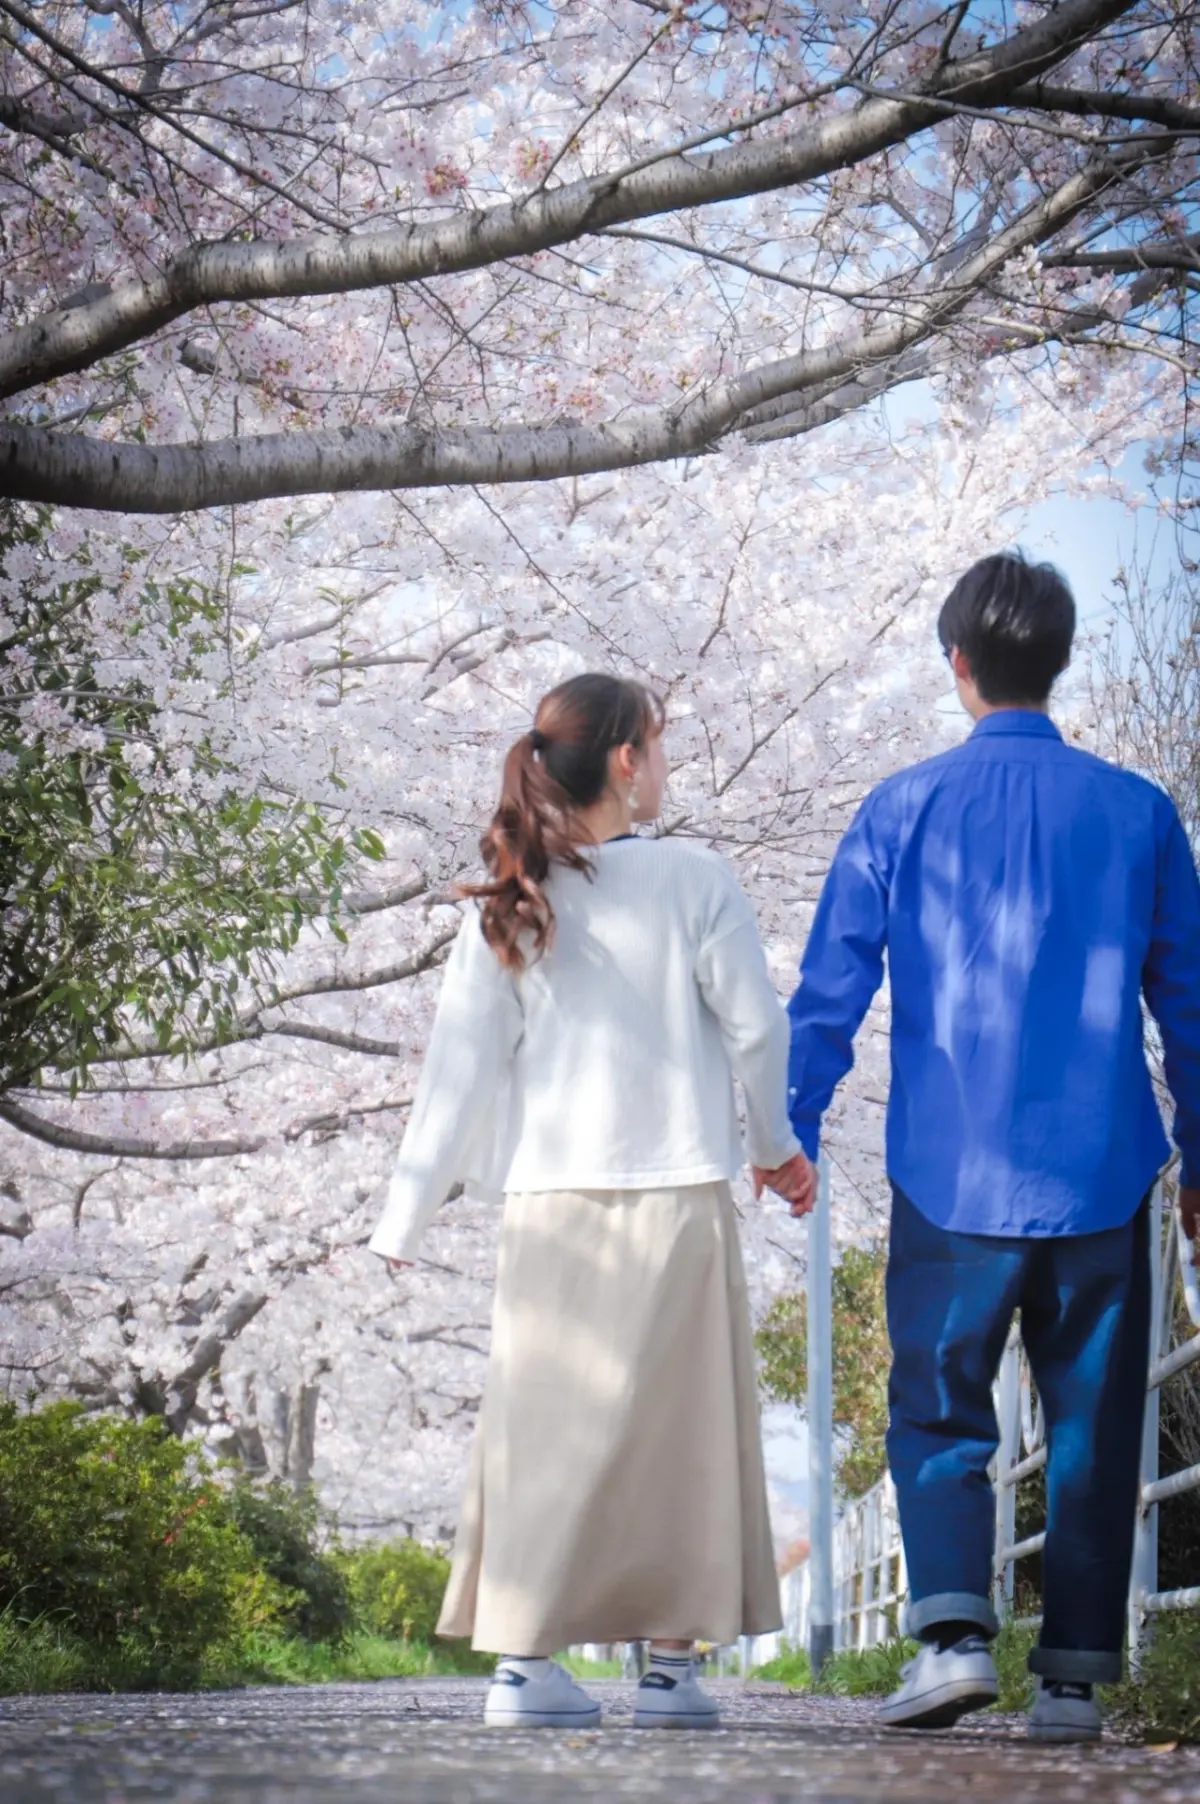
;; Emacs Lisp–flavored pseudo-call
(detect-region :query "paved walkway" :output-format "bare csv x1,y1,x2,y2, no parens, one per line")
1,1678,1197,1802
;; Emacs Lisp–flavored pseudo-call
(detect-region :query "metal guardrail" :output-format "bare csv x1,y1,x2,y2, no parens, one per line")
761,1167,1200,1671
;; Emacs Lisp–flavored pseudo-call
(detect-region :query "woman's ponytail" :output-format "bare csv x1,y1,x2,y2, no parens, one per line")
464,673,663,971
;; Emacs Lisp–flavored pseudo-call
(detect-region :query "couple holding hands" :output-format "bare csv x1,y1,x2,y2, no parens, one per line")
370,553,1200,1742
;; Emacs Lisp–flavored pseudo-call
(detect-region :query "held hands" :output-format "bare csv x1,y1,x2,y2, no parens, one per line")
753,1150,818,1218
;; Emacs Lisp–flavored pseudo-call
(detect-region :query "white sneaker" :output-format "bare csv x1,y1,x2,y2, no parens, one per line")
483,1660,602,1729
1027,1678,1103,1744
632,1659,721,1730
878,1636,999,1730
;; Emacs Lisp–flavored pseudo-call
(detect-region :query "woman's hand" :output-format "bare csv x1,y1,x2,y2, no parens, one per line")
753,1151,818,1217
386,1258,414,1274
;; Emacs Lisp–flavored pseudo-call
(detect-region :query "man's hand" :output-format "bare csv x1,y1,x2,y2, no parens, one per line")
1179,1185,1200,1245
386,1258,414,1274
753,1151,818,1217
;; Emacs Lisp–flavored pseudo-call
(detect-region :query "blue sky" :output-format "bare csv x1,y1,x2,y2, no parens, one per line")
1020,488,1178,629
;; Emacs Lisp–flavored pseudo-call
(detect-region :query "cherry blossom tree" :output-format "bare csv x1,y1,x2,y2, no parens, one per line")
0,364,1164,1532
0,0,1197,509
2,0,1198,1535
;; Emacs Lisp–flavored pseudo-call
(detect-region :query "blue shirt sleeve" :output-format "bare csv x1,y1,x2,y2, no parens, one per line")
786,789,891,1159
1142,801,1200,1188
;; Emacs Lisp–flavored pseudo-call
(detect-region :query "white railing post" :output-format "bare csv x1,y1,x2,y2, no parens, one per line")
1128,1178,1165,1669
992,1327,1020,1620
808,1160,835,1675
862,1485,878,1647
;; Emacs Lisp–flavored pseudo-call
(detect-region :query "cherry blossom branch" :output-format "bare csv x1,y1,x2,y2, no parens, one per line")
0,1090,410,1158
1041,234,1200,273
0,1096,265,1158
265,1021,401,1057
1,126,1172,510
1009,84,1200,134
71,923,460,1072
0,0,1137,403
0,0,345,228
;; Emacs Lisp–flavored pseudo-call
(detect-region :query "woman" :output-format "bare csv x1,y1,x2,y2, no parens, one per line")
369,673,813,1730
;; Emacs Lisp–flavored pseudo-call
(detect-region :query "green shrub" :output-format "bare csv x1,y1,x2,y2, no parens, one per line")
757,1244,890,1499
344,1539,451,1643
1106,1612,1200,1745
227,1479,352,1645
0,1401,273,1686
341,1539,494,1674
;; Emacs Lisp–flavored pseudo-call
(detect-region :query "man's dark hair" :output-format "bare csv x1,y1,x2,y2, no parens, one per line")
937,551,1075,704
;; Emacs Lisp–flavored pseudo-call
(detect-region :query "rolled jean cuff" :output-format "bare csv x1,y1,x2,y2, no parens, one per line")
903,1592,999,1641
1028,1644,1123,1685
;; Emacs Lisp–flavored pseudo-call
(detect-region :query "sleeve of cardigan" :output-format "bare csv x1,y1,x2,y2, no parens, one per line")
368,907,523,1262
695,870,803,1171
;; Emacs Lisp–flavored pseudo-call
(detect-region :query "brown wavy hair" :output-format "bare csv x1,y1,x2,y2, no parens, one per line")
463,673,665,971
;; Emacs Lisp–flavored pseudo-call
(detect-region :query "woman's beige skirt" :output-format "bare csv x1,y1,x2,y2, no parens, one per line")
437,1180,782,1654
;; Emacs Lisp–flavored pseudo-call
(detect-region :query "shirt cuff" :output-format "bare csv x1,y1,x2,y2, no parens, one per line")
788,1111,821,1163
367,1174,434,1263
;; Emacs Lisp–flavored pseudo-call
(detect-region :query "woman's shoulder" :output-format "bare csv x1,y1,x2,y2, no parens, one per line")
601,836,744,904
642,835,737,876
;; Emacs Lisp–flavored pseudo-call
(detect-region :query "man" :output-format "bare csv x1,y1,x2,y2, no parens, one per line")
783,551,1200,1743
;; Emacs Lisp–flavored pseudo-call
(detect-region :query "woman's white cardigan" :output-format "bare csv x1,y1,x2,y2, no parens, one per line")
369,838,801,1262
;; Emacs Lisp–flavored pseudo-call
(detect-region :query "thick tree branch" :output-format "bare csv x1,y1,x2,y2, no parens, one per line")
0,1088,409,1160
1041,233,1200,274
1010,83,1200,134
0,0,1137,402
0,1096,265,1158
0,128,1170,511
345,874,428,913
0,89,88,153
78,924,459,1069
266,1020,401,1057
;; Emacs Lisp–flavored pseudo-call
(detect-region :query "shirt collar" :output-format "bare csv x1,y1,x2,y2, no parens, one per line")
969,710,1062,743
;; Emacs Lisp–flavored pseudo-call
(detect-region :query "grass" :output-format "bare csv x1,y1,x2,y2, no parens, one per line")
1105,1612,1200,1746
750,1638,915,1695
225,1631,494,1686
0,1612,96,1695
0,1607,494,1695
751,1644,814,1689
559,1653,625,1679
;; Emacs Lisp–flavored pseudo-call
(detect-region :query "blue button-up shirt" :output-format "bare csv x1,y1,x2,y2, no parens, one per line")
787,711,1200,1235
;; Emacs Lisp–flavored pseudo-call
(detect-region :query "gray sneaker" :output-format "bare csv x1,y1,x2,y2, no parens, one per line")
632,1660,720,1730
879,1636,999,1730
1028,1678,1103,1744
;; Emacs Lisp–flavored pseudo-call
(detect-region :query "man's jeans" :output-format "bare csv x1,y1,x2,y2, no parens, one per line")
886,1185,1151,1684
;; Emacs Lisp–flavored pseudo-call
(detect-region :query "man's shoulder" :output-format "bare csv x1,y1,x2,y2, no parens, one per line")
1035,736,1176,820
863,729,1176,827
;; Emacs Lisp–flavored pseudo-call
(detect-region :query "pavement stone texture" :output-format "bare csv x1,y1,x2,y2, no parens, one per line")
2,1677,1199,1803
